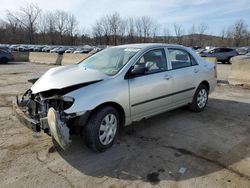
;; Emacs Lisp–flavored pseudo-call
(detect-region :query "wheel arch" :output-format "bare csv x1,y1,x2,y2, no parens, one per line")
199,80,210,92
0,56,9,63
90,102,126,127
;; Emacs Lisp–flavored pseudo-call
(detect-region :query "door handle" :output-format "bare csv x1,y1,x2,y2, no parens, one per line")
194,68,199,73
164,75,172,80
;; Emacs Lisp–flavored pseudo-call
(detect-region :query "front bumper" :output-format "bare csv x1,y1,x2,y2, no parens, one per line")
13,101,40,132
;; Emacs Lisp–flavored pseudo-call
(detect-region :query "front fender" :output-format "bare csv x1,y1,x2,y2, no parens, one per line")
64,78,130,122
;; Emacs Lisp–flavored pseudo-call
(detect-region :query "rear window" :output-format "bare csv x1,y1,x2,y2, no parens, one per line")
168,48,197,69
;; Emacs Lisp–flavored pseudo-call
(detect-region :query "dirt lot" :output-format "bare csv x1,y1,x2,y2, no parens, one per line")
0,62,250,188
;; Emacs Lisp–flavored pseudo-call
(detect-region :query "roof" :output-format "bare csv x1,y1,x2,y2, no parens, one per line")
113,43,184,49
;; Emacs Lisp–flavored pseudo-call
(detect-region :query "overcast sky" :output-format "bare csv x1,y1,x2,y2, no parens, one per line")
0,0,250,36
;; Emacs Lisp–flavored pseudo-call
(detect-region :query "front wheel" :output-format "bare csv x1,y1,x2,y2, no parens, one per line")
83,106,120,152
189,85,208,112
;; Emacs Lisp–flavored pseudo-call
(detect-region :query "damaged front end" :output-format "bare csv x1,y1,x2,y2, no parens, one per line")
14,89,75,150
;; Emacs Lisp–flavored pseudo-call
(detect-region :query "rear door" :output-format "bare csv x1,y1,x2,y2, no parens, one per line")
128,48,173,121
166,48,200,107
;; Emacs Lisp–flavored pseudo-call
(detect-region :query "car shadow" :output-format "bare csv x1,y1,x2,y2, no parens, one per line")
57,98,250,184
0,62,27,65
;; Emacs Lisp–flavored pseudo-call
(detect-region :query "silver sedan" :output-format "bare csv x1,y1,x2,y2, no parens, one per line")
15,43,217,152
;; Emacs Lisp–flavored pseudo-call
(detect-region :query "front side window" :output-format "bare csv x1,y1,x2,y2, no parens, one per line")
134,49,167,74
79,47,140,76
168,49,197,69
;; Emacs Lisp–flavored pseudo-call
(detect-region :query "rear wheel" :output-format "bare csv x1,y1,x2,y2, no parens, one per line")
189,85,208,112
83,106,120,152
0,57,9,64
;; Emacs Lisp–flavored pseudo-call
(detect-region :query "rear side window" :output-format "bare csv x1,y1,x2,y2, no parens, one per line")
168,49,197,69
221,48,233,52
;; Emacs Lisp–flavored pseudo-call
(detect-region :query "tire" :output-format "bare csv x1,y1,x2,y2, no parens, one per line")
189,85,208,112
0,57,9,64
83,106,120,152
227,57,232,64
221,60,226,64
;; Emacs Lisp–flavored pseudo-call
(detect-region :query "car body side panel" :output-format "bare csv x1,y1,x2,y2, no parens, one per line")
129,71,173,121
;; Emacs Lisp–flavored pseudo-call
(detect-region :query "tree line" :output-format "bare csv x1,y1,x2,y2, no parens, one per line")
0,3,249,47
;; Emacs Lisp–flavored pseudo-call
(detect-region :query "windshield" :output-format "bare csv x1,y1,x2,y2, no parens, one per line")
79,47,140,76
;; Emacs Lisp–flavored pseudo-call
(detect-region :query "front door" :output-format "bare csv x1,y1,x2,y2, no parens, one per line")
128,48,173,121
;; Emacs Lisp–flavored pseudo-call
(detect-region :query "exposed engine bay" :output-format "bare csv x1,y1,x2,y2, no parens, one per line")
16,88,75,149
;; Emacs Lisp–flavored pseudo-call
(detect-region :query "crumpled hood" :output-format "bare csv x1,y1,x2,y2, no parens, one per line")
31,64,108,94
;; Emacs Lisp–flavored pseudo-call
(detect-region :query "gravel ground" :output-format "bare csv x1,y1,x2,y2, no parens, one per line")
0,62,249,188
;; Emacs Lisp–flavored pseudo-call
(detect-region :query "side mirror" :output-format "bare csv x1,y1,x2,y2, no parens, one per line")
125,66,148,79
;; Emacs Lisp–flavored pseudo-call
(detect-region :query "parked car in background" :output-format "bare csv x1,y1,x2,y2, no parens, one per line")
33,46,44,52
17,45,30,52
199,47,238,63
28,45,35,52
192,46,202,50
50,47,60,53
9,45,19,51
74,47,92,54
57,47,68,54
14,43,217,152
236,47,250,55
42,46,54,52
89,47,103,54
65,47,76,53
0,49,14,63
196,48,206,54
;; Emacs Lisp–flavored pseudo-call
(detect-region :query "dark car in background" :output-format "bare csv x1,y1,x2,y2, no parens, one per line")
0,49,14,63
199,47,238,63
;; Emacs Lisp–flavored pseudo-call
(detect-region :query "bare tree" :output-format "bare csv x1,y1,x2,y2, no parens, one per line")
100,16,112,44
231,19,248,47
54,10,69,44
197,23,208,46
118,18,127,44
37,13,48,43
220,27,227,46
135,18,143,42
66,14,79,45
92,20,104,45
45,12,56,44
173,23,184,44
108,13,122,45
188,24,196,46
127,17,135,43
6,3,41,43
141,16,153,42
163,27,171,43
